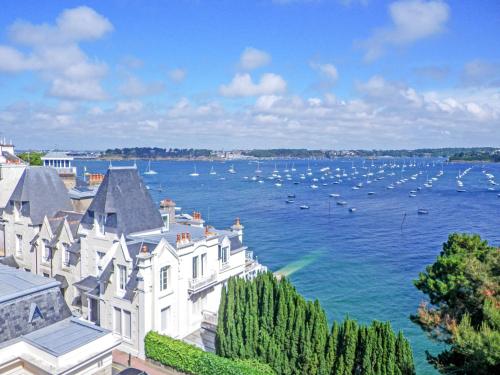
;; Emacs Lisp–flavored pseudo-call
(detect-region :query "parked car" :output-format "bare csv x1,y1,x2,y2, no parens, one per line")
116,368,148,375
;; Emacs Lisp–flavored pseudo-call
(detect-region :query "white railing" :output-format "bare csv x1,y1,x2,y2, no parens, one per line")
202,310,218,326
55,166,77,175
245,250,254,262
188,272,217,293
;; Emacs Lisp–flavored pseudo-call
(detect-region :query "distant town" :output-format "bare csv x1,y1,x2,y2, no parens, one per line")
16,146,500,163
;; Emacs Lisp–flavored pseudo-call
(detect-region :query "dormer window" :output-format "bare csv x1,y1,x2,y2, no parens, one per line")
96,213,106,235
62,243,70,267
13,201,23,221
218,245,229,267
117,265,127,294
41,239,51,263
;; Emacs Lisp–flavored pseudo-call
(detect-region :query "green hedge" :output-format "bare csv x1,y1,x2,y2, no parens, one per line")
145,331,275,375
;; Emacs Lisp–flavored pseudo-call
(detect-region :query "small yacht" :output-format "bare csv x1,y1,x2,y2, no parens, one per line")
228,165,236,174
255,161,262,175
209,166,217,175
286,199,295,204
300,205,310,210
144,160,158,175
337,201,348,206
417,209,429,215
329,193,340,198
275,182,282,187
310,184,319,189
349,207,357,213
291,163,297,172
189,165,199,177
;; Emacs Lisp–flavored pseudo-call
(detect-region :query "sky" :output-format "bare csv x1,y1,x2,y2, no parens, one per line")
0,0,499,150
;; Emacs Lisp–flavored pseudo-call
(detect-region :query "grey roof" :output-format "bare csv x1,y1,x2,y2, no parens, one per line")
0,255,19,269
49,211,83,238
229,236,245,253
41,151,73,160
6,167,73,225
73,276,98,293
81,167,164,236
23,317,110,356
0,264,59,303
0,265,72,343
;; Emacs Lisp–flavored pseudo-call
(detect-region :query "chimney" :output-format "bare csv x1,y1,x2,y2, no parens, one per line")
160,198,176,225
141,244,148,253
231,217,244,243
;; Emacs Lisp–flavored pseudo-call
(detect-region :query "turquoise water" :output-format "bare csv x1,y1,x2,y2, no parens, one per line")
76,158,500,374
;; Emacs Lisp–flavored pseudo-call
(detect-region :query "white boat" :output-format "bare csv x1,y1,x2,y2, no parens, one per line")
275,182,282,187
255,161,262,174
300,205,310,210
329,193,340,198
189,165,199,177
228,165,236,174
209,166,217,175
349,207,357,213
310,184,318,189
144,160,158,175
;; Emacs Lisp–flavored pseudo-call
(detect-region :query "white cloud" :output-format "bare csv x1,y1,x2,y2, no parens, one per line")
220,73,287,97
461,60,500,87
116,100,144,114
359,0,449,61
168,68,187,83
119,75,165,97
239,47,271,70
0,6,112,100
310,62,339,82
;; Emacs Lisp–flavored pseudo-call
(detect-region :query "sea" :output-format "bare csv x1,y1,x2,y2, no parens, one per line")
75,158,500,374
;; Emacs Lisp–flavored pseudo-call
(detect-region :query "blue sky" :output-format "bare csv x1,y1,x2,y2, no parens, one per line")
0,0,499,150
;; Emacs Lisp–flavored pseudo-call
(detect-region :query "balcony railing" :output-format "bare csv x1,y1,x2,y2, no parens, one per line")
202,310,218,326
188,272,217,293
245,250,254,262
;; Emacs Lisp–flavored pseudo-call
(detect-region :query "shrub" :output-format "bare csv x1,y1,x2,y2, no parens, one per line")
145,331,275,375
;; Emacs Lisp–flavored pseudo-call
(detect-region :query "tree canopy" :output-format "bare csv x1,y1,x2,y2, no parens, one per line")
217,272,415,375
17,152,43,165
413,233,500,374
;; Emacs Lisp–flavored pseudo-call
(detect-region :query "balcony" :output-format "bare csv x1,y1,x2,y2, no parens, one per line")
188,272,218,294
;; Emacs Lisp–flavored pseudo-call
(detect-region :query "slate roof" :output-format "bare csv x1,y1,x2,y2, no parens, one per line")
0,264,59,303
41,151,73,160
6,167,73,225
0,255,19,269
23,317,111,357
49,210,83,238
80,167,164,236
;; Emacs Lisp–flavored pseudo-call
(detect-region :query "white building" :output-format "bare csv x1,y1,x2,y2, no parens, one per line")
41,151,77,175
2,165,266,359
0,140,26,255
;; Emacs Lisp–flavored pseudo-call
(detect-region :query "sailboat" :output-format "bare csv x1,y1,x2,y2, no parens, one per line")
228,165,236,174
144,160,158,175
255,161,262,175
189,165,199,177
209,166,217,175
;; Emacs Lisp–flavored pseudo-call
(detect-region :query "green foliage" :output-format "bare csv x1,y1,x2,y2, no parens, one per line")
17,152,44,165
217,272,415,375
103,147,212,159
145,331,275,375
413,233,500,374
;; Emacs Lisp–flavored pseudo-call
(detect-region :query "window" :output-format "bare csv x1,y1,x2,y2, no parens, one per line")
15,234,22,256
41,239,51,262
113,307,122,335
14,201,22,221
160,266,170,291
219,246,229,266
43,273,49,278
96,251,105,274
201,253,207,277
123,310,131,339
113,307,132,340
161,307,171,332
118,265,127,292
62,243,70,266
192,256,198,279
96,213,106,235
